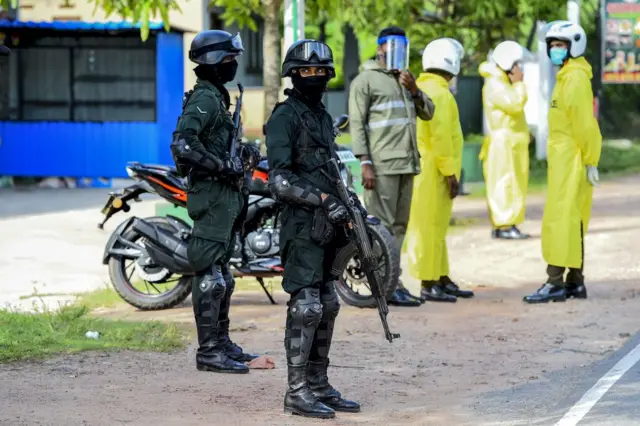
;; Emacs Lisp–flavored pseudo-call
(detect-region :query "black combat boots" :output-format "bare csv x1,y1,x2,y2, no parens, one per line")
218,265,259,363
307,282,360,413
193,266,248,373
285,365,335,418
307,359,360,413
284,288,336,418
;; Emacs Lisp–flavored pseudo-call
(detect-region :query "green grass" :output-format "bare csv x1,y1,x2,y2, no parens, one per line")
0,304,186,363
75,287,124,310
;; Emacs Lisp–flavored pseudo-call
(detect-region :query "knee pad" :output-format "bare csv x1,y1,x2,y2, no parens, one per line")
289,287,323,329
221,264,235,294
200,265,227,300
321,281,340,320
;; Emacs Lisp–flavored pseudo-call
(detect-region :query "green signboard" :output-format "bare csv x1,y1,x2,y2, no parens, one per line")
603,0,640,83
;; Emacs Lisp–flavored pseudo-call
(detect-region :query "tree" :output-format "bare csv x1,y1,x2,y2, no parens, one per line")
208,0,282,124
87,0,177,41
2,0,595,111
210,0,339,125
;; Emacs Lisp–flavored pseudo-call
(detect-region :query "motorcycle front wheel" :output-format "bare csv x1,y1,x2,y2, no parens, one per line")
332,222,399,308
107,216,195,310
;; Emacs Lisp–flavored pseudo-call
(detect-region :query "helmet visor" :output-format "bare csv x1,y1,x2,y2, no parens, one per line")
440,38,464,60
289,41,333,63
379,35,410,71
229,33,244,51
189,32,244,62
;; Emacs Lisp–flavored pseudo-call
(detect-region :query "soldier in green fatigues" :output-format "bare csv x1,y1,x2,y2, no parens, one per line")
170,30,260,374
348,26,436,306
266,40,362,419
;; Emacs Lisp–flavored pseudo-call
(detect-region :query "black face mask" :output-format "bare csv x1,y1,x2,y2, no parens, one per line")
291,74,330,104
216,59,238,83
194,59,238,84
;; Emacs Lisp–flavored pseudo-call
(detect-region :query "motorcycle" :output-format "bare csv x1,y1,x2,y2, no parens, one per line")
99,115,399,311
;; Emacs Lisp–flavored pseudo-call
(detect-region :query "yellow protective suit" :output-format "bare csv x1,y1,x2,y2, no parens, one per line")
542,57,602,268
406,73,463,281
478,61,530,228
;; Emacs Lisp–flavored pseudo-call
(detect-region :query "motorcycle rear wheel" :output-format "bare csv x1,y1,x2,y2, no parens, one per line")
108,216,194,310
332,222,399,308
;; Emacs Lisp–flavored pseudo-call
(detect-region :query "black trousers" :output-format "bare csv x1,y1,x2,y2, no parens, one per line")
547,223,584,286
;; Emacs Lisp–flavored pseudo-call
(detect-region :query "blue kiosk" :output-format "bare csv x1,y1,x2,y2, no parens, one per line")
0,20,184,184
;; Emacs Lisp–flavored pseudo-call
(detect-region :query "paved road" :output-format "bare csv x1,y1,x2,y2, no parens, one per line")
469,332,640,426
1,177,639,424
0,185,157,309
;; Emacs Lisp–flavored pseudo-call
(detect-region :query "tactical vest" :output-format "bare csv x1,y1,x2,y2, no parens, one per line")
172,86,233,177
265,97,338,195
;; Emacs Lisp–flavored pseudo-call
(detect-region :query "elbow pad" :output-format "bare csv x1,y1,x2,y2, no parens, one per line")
170,134,222,174
268,170,322,207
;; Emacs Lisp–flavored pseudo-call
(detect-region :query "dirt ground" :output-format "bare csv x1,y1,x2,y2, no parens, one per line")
2,175,640,425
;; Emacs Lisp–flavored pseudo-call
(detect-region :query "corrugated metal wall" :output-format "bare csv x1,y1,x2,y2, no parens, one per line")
0,31,184,178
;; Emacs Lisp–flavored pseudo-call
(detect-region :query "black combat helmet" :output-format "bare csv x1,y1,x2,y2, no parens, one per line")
281,39,335,78
0,45,10,56
189,30,244,65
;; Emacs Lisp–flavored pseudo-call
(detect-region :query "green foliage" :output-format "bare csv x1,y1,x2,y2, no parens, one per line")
209,0,262,32
87,0,180,40
0,0,18,9
0,304,185,363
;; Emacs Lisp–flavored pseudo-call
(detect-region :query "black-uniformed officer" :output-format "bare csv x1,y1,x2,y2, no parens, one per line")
265,39,361,419
170,30,260,374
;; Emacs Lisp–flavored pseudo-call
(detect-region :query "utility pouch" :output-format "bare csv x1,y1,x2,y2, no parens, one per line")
310,207,335,246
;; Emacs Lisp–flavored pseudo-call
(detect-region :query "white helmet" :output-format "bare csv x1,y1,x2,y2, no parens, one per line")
421,38,464,76
490,41,533,71
544,20,587,58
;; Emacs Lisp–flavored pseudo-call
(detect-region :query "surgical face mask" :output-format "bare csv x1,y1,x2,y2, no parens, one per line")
378,35,410,71
549,47,568,66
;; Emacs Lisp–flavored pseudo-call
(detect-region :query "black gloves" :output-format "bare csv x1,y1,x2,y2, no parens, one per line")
220,157,245,177
239,143,261,170
321,194,349,223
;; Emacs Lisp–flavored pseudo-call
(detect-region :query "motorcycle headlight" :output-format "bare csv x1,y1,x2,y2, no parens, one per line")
126,166,137,179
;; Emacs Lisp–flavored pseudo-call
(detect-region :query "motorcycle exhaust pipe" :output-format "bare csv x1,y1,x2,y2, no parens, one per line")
132,218,194,275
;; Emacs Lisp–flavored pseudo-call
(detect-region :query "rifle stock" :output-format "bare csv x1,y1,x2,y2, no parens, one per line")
327,158,400,343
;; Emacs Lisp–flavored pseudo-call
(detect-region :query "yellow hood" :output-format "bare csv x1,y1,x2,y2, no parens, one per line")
557,57,593,80
416,72,449,87
479,61,507,81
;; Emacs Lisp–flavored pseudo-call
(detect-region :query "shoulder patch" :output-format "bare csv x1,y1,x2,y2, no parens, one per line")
197,106,207,114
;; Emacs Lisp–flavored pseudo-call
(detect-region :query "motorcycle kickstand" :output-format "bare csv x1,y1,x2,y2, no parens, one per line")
256,277,277,305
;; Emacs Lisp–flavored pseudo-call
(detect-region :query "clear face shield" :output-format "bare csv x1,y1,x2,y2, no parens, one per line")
378,35,410,71
516,48,535,69
449,76,458,94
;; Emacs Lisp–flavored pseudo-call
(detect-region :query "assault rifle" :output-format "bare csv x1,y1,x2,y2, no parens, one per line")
228,83,244,158
325,157,400,343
